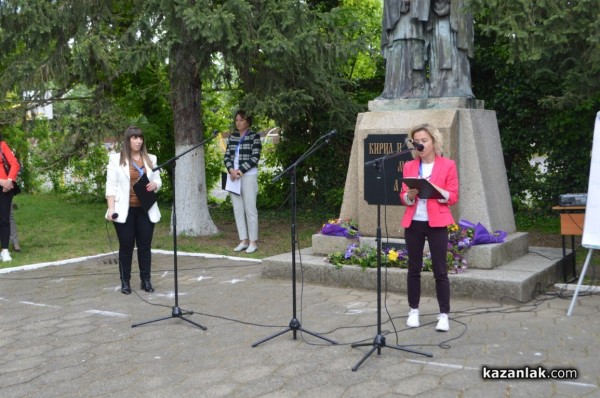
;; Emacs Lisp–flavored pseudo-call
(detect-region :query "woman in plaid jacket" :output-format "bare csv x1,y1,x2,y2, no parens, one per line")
224,110,262,254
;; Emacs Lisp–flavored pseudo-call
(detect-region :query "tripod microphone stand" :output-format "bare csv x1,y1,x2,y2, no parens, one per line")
351,149,432,371
253,132,337,347
132,131,219,330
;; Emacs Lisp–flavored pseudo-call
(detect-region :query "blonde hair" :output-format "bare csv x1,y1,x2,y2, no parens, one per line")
408,123,444,158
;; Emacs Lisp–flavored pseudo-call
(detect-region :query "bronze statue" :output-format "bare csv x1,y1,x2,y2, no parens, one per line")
378,0,474,99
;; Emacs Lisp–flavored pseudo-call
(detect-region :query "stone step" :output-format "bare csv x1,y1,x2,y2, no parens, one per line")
311,232,530,270
261,246,565,302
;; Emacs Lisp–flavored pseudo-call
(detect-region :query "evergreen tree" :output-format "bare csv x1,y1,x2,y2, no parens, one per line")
0,0,373,234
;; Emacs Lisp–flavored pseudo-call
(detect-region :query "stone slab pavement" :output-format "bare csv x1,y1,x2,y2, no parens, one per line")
0,251,599,398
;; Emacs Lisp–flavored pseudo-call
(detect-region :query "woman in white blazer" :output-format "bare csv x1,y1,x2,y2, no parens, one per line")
105,126,162,295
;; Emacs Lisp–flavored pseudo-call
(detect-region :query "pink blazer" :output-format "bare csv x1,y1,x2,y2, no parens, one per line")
400,155,459,228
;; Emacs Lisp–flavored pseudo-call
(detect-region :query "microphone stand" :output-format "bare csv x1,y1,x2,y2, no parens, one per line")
352,147,432,371
132,132,218,330
253,134,337,347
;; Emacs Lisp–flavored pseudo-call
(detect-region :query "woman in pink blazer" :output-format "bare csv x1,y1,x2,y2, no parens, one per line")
400,124,458,332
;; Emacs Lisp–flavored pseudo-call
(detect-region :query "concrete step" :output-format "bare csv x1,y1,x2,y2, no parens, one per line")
261,246,566,302
311,232,530,270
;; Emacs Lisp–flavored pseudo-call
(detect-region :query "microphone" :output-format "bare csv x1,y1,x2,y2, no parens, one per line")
410,140,424,152
111,213,118,220
212,129,219,137
323,130,337,142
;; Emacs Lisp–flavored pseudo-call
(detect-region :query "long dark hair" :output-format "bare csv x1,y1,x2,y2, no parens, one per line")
119,126,152,166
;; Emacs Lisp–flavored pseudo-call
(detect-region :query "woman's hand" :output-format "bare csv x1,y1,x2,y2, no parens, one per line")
229,169,242,180
107,209,116,221
406,188,419,201
146,181,158,191
0,178,14,192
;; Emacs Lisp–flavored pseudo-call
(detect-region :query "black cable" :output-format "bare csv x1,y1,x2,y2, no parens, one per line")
527,249,564,261
5,225,599,349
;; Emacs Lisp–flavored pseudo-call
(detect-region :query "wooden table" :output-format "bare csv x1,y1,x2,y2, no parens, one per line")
552,206,585,282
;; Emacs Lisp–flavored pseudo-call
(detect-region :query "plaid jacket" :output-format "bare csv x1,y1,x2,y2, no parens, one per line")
223,130,262,173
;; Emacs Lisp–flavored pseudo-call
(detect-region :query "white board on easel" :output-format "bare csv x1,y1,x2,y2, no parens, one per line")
568,111,600,316
582,112,600,249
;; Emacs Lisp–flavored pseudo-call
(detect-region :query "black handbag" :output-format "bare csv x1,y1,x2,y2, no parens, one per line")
0,151,21,195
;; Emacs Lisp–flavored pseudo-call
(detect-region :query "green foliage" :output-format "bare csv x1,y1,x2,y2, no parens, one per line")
470,0,600,108
1,0,385,216
256,142,288,209
515,210,559,233
22,89,129,195
332,0,382,81
204,0,377,212
7,0,599,223
326,244,379,270
472,1,600,213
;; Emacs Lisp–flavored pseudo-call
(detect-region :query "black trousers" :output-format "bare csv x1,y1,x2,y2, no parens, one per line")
405,220,450,314
0,191,14,249
113,207,155,283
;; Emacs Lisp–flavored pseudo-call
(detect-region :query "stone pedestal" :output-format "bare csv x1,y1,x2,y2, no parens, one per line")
340,99,516,239
312,234,359,256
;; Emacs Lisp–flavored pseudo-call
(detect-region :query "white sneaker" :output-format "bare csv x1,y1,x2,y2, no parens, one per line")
406,308,419,328
233,243,249,252
245,245,257,254
436,313,449,332
1,249,12,262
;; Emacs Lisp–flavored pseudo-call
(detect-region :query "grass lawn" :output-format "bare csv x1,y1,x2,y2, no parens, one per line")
3,194,599,285
2,193,329,268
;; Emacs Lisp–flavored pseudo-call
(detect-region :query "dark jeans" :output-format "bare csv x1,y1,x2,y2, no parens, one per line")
113,207,155,283
405,220,450,314
0,191,14,249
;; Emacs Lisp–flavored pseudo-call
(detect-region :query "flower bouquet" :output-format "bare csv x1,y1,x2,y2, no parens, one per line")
325,243,409,271
320,218,360,239
446,223,475,273
458,219,506,245
326,222,478,273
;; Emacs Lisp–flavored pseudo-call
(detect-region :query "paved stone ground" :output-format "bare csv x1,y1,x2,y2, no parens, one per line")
0,252,599,398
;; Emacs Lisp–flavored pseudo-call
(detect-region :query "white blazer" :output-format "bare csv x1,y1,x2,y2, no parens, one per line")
105,152,162,223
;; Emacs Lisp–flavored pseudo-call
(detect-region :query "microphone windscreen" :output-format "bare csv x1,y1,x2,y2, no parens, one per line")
111,213,118,219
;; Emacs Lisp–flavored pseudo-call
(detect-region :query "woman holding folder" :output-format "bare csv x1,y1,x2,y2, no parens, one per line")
400,123,458,332
223,110,262,254
105,126,162,295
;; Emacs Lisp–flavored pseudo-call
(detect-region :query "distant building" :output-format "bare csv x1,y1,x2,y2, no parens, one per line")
23,91,53,120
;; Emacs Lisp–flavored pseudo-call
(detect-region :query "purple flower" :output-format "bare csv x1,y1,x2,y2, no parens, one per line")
344,244,358,259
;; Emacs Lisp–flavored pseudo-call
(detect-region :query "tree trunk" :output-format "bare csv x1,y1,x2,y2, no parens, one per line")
168,40,218,236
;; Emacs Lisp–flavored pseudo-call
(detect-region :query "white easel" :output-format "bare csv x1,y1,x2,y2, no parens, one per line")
567,248,596,316
567,111,600,316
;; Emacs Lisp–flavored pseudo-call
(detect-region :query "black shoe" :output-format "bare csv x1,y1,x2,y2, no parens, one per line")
121,282,131,295
140,280,154,292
